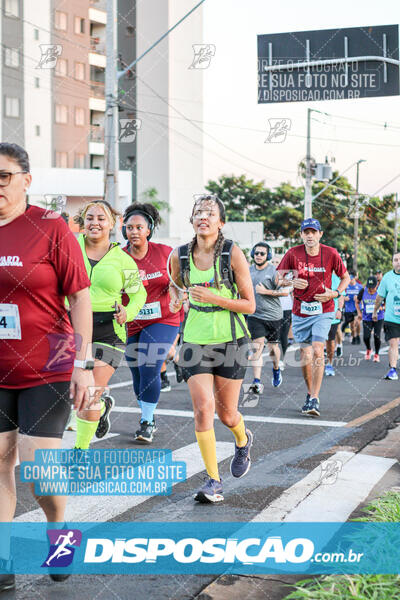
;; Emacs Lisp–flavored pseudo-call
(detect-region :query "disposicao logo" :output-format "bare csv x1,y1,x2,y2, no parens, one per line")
42,529,82,568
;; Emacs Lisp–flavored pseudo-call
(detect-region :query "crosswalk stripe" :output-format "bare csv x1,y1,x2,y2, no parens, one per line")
253,451,396,522
111,405,346,428
14,442,234,522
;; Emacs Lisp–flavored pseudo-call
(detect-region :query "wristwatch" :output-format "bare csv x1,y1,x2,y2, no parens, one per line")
335,290,340,298
74,359,95,370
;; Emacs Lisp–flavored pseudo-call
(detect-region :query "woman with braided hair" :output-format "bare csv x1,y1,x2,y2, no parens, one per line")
123,202,182,443
169,195,256,503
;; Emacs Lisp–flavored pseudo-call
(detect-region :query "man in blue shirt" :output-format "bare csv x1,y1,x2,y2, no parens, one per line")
342,271,363,345
374,253,400,380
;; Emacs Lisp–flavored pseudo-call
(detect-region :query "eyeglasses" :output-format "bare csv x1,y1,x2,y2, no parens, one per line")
0,171,27,187
254,251,267,256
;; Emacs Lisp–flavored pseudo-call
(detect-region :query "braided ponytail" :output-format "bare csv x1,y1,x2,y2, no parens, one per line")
183,234,197,288
212,229,225,289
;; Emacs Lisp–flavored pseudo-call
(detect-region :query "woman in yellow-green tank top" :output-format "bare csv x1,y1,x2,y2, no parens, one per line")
169,194,256,504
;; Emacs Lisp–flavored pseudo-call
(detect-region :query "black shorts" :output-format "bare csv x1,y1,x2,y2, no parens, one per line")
384,321,400,341
93,320,125,368
0,381,71,438
343,311,357,325
327,322,339,341
179,336,249,381
247,316,282,343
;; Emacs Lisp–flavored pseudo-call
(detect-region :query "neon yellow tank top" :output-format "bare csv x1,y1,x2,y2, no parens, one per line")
183,254,248,344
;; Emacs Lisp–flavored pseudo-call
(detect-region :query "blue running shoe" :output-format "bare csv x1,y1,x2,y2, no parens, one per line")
385,367,398,380
301,393,311,413
325,364,335,377
230,429,253,478
272,368,282,388
194,477,224,503
303,397,320,417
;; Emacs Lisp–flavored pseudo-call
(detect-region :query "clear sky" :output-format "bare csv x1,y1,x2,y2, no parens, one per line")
202,0,400,200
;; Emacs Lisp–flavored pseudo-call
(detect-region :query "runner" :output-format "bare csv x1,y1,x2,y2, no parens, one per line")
324,273,345,376
341,271,363,345
355,275,384,362
247,242,286,392
169,194,255,503
0,143,93,592
373,253,400,380
278,218,349,417
375,269,383,284
272,256,294,369
72,201,146,450
123,203,181,443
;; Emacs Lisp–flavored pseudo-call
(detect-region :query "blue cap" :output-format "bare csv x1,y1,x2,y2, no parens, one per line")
301,218,321,232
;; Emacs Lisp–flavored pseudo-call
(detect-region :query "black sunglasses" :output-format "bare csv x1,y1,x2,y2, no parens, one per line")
254,251,267,256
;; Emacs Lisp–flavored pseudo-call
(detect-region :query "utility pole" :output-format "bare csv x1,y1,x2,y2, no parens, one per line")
104,0,119,213
353,159,366,272
394,192,399,254
304,108,312,219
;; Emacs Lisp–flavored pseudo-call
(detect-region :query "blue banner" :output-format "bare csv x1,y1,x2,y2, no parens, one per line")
1,522,399,574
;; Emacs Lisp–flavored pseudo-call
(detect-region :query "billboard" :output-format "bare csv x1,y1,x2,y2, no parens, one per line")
257,24,399,104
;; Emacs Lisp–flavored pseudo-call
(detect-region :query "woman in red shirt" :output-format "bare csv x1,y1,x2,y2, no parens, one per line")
0,143,93,591
123,203,181,443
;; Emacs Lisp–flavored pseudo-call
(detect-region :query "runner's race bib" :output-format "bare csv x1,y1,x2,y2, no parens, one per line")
300,301,323,315
135,301,162,320
365,304,374,314
0,303,21,339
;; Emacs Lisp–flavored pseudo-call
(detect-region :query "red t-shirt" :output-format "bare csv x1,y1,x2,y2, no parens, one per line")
123,242,180,335
278,244,346,317
0,205,91,388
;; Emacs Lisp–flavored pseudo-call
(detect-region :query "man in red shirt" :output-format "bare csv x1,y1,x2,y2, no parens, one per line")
278,218,349,417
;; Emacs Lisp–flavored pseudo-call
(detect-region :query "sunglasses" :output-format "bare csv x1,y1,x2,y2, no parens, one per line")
254,251,267,256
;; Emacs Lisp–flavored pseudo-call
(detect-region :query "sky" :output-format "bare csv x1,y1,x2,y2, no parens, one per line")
201,0,400,200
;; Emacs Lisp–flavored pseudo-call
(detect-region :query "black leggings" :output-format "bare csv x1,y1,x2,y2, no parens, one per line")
363,320,383,353
280,310,292,358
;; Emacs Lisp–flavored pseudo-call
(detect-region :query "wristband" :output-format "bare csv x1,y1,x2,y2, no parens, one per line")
74,359,95,370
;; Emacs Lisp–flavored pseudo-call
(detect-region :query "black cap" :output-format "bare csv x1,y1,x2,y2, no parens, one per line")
367,276,377,288
349,271,356,277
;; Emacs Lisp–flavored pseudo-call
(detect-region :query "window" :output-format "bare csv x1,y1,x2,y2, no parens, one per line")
55,152,68,168
4,47,19,68
34,28,39,40
34,77,40,88
4,0,19,17
55,104,68,124
55,10,67,31
74,17,85,34
55,58,68,77
75,62,85,80
5,96,19,118
74,153,85,168
75,107,85,126
35,125,40,136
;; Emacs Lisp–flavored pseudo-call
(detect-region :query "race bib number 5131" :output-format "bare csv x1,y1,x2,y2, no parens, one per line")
0,303,21,339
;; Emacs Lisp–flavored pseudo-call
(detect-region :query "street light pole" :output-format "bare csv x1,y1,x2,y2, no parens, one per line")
394,192,399,254
353,159,366,272
304,108,312,219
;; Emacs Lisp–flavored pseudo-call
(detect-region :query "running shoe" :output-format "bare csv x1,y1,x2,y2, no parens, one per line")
95,395,115,439
303,397,320,417
272,368,282,388
49,574,71,582
336,344,343,358
65,408,77,431
134,420,157,443
356,335,361,345
174,361,184,383
325,364,335,376
249,381,263,394
230,429,253,478
0,559,14,592
160,376,171,392
373,354,380,363
385,368,398,381
194,477,224,503
301,393,311,413
351,337,357,345
365,349,372,360
344,326,351,335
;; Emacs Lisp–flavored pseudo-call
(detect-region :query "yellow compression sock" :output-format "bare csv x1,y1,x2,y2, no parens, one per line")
228,414,247,447
75,415,100,450
195,429,220,481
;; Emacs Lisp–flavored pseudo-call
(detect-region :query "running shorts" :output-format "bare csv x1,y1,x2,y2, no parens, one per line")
384,320,400,341
179,336,249,381
247,316,282,343
0,381,71,438
93,319,125,368
327,322,339,342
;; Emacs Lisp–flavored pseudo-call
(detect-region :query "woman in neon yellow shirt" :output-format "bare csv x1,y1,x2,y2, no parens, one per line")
169,195,255,503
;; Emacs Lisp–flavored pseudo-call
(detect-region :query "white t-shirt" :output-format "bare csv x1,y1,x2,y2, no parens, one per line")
280,286,293,311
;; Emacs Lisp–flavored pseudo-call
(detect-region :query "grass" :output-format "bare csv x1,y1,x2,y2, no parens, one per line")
284,490,400,600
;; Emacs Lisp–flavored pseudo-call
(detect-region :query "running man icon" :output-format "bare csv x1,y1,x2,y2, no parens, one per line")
42,529,82,568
